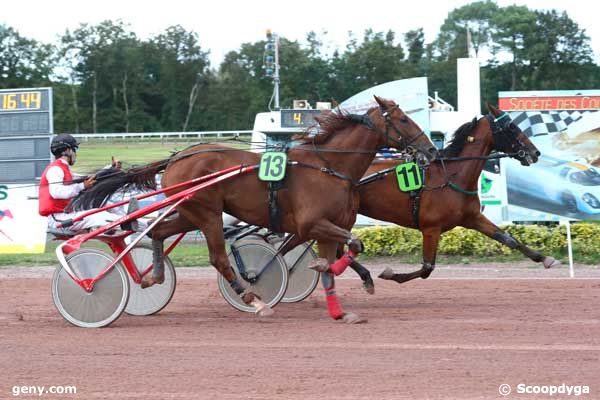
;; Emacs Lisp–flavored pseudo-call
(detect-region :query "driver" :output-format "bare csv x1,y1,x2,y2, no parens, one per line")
39,133,121,231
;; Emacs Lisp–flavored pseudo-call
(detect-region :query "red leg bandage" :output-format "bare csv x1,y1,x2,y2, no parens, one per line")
329,250,357,276
325,289,344,320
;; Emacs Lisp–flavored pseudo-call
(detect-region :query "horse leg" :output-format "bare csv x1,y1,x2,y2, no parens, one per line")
302,219,366,323
305,219,363,276
314,241,366,324
349,260,375,295
317,240,374,295
141,214,196,288
379,228,441,284
468,214,560,268
330,243,375,295
179,208,274,316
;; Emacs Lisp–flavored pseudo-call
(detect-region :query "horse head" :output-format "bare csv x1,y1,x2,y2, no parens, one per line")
371,96,439,163
487,104,540,166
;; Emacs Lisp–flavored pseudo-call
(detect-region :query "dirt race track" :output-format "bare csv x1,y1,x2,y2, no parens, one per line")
1,262,599,399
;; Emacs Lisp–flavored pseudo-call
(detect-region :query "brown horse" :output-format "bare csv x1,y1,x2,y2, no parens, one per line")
324,105,555,291
71,96,438,323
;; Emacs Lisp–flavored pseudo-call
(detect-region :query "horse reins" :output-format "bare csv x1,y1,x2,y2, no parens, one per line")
359,112,531,228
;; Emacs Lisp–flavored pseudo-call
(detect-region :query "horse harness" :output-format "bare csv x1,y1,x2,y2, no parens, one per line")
359,163,427,229
265,157,357,233
358,112,523,229
264,105,423,233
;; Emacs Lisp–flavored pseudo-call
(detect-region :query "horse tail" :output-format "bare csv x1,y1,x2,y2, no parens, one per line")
69,158,171,211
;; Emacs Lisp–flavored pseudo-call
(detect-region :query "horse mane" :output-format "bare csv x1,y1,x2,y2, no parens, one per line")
293,108,374,145
439,118,478,158
68,158,170,211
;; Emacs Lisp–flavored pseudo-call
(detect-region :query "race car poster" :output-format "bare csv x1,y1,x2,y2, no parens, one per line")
497,90,600,221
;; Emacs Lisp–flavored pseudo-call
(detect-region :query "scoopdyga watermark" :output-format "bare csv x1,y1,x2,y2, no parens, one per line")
499,383,590,397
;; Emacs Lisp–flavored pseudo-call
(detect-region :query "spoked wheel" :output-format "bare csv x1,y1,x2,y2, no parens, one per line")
218,238,288,313
125,244,177,316
269,237,320,303
52,249,129,328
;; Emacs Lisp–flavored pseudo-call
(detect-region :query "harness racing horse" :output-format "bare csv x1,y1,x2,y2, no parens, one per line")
71,96,439,323
328,105,555,291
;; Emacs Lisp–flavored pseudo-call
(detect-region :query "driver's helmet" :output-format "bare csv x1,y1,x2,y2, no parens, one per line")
50,134,79,157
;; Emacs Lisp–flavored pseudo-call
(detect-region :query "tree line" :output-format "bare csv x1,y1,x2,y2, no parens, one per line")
1,1,599,134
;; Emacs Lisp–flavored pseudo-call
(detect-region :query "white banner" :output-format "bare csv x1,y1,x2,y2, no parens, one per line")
0,184,47,253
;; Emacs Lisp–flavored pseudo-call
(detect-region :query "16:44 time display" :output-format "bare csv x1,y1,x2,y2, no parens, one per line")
1,92,42,111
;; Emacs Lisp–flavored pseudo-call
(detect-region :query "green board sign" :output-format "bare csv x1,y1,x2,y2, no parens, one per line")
259,152,287,181
395,162,423,192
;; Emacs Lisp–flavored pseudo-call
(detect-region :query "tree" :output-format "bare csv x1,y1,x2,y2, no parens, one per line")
0,24,53,88
435,0,499,59
490,5,537,90
405,28,426,76
525,10,594,89
333,30,407,100
59,20,143,133
146,25,211,131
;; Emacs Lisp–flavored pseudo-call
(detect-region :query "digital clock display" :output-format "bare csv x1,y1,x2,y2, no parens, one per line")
0,88,51,135
0,90,50,112
280,109,321,128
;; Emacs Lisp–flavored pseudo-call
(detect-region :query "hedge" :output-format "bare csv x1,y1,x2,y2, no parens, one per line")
353,223,600,257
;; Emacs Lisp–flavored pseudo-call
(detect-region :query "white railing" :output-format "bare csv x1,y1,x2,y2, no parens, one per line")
428,91,455,112
73,130,252,141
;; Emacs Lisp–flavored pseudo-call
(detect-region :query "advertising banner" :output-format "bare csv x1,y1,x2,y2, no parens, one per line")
498,90,600,221
479,159,509,224
0,184,47,253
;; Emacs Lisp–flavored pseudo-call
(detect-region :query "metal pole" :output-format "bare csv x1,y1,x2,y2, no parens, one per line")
565,220,574,278
273,33,280,110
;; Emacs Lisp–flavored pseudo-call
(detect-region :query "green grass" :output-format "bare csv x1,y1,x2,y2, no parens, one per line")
0,239,210,267
3,238,599,267
73,138,251,173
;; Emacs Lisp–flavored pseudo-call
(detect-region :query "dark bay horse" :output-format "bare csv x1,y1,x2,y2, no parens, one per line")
71,96,438,323
322,105,555,291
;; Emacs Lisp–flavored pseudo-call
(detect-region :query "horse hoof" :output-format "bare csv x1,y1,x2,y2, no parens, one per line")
140,274,164,289
378,267,394,280
363,281,375,295
308,258,330,273
543,256,561,269
250,299,274,317
257,307,275,317
341,312,367,324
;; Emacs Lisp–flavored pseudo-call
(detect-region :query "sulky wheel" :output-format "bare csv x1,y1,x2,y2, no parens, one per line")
52,249,130,328
125,244,177,316
218,238,288,313
269,237,319,303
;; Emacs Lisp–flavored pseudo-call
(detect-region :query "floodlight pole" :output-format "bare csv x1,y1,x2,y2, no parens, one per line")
273,33,280,110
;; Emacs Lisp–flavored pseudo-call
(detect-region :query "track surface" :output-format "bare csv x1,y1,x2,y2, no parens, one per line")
1,262,599,399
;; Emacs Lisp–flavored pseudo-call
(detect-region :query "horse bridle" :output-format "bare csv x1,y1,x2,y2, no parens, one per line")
375,104,427,153
486,112,528,160
344,104,425,153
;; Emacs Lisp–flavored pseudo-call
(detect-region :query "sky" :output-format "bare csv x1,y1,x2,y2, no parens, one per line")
2,0,599,67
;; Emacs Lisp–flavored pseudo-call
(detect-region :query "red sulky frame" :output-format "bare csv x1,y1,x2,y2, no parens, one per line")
54,164,258,292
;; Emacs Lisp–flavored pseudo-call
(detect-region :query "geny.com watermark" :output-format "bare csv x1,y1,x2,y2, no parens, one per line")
11,385,77,397
499,383,590,396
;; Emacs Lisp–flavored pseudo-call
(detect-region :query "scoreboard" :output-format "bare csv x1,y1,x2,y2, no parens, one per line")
280,109,320,128
0,88,52,135
0,88,53,254
0,88,53,182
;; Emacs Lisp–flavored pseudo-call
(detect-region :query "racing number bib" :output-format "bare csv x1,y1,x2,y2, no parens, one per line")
395,162,423,192
259,152,287,182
